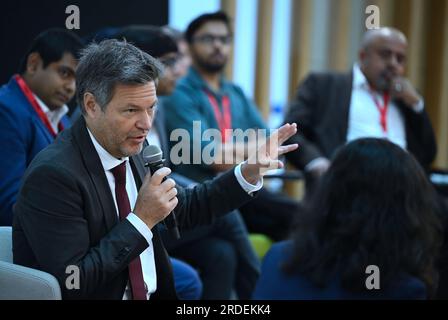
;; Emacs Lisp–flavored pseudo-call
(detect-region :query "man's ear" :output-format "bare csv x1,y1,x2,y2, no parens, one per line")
26,52,42,75
358,48,367,63
83,92,99,117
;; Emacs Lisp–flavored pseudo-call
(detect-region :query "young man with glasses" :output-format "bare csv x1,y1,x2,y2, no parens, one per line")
163,11,301,243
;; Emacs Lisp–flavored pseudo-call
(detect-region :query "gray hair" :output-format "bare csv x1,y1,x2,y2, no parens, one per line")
76,39,163,114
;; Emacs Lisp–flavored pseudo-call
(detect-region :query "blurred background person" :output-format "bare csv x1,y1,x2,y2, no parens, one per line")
284,28,436,195
0,28,83,226
161,25,192,78
163,11,300,242
253,138,443,300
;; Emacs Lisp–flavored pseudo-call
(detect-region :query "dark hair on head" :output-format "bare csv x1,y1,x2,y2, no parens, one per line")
284,138,443,297
185,11,232,44
82,26,122,44
161,25,185,42
115,25,178,59
76,39,163,114
19,28,84,74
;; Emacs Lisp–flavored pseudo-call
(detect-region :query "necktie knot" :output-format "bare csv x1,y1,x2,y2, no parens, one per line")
110,161,127,186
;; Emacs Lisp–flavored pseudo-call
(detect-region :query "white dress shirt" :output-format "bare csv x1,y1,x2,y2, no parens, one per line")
88,129,156,300
33,94,68,133
88,128,263,300
306,65,425,172
346,64,424,149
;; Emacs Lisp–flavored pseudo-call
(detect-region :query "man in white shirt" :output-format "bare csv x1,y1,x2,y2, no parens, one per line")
0,28,83,226
284,27,436,191
13,39,298,299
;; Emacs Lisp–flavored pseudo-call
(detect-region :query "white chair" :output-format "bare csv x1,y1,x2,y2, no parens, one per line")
0,226,12,262
0,226,61,299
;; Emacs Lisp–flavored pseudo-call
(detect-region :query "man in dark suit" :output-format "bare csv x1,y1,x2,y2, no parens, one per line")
115,25,260,299
284,27,436,190
116,25,261,299
12,39,297,300
0,29,83,226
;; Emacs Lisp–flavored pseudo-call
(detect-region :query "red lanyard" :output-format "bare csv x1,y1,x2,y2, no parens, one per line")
369,88,390,133
14,74,64,138
206,92,232,143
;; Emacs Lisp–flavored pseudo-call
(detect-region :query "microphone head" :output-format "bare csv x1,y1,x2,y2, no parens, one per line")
142,145,163,165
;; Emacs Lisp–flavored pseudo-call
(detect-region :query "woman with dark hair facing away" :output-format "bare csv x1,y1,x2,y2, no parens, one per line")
253,138,442,299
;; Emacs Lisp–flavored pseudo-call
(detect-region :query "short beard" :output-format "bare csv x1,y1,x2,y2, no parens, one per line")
376,76,392,92
120,143,143,158
195,56,226,74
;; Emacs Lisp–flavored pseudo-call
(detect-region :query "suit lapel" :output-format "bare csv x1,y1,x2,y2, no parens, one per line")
10,78,54,144
151,226,176,300
130,152,177,299
69,118,176,299
337,72,353,142
31,116,54,144
71,117,118,230
154,105,170,160
130,153,147,189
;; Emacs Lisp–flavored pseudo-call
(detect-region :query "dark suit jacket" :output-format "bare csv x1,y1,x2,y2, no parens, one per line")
12,117,253,299
0,76,71,225
284,71,437,171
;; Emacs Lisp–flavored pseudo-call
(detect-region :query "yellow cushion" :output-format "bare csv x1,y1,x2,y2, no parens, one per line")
249,234,273,259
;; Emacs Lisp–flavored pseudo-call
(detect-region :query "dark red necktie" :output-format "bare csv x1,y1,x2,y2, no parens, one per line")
110,161,147,300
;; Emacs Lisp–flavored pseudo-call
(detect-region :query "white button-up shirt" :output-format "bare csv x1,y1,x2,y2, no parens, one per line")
33,94,68,133
346,64,410,149
306,65,424,172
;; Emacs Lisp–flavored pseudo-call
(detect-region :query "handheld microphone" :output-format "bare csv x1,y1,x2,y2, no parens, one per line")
142,145,180,240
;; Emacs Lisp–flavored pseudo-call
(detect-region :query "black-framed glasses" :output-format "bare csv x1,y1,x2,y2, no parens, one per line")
193,34,233,45
158,54,180,68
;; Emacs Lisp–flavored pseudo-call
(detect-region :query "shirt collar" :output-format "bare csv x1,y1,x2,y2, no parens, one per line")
33,93,69,124
87,128,128,171
186,66,230,95
352,63,370,90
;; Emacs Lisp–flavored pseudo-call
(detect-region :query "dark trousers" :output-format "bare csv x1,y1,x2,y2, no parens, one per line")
162,210,260,300
170,257,202,300
238,188,301,241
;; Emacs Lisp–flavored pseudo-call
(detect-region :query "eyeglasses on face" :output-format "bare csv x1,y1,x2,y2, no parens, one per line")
193,34,233,45
158,54,180,68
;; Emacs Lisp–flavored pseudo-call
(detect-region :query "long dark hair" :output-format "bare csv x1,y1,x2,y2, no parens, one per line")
284,138,442,296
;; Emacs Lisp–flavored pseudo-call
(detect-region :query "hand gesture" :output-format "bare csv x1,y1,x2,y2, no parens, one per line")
241,123,298,184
